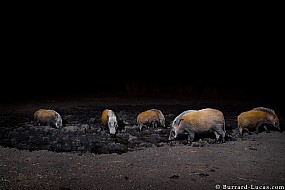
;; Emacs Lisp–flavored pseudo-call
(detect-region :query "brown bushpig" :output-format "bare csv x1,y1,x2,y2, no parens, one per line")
169,108,226,145
237,107,280,135
101,109,118,135
33,109,63,128
137,109,165,131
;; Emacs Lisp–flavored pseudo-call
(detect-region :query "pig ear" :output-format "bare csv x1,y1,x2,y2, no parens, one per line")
177,119,184,125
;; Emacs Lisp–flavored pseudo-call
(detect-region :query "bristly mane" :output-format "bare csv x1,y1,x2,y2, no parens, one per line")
171,110,197,127
108,109,116,117
253,107,276,115
150,109,162,114
150,109,165,119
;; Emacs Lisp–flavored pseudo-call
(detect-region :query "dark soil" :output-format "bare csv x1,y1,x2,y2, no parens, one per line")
0,98,284,190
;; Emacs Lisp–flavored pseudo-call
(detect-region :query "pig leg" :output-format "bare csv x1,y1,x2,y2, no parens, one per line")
41,120,48,126
214,131,225,143
33,119,40,126
50,120,57,128
255,123,266,134
239,127,243,136
145,124,149,130
221,131,226,143
212,125,225,143
255,126,260,134
140,124,148,131
139,124,143,131
184,129,195,146
263,125,270,133
152,121,159,129
243,127,252,135
214,131,220,142
239,127,251,136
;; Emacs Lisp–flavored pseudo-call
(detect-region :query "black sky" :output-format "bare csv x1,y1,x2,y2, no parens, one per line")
2,17,283,104
2,61,282,105
2,38,283,103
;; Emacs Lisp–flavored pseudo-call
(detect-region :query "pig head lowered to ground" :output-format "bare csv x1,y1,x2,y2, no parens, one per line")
101,109,118,135
33,109,63,128
169,108,226,145
137,109,165,131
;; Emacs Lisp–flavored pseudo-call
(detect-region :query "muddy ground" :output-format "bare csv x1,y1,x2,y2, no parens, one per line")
0,98,284,190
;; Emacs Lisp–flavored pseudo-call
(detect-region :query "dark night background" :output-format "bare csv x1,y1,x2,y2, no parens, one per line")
1,14,283,106
2,59,282,105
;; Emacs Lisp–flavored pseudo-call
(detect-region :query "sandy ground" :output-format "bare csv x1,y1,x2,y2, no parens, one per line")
0,98,284,190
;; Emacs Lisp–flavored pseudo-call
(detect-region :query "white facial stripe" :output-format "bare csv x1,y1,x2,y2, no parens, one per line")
174,128,178,138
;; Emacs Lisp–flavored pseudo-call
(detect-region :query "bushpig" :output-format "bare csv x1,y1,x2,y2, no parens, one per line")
237,107,280,135
33,109,63,128
137,109,165,131
101,109,118,135
169,108,226,145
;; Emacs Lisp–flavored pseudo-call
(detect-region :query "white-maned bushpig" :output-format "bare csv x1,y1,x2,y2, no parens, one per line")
33,109,63,128
137,109,165,131
237,107,280,135
101,109,118,135
168,108,226,145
